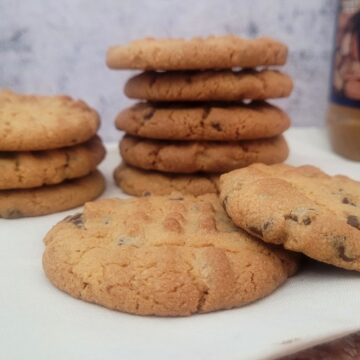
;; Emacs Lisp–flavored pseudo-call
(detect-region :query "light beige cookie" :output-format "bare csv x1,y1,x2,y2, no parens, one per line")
43,194,299,316
125,70,293,101
0,170,105,218
114,163,219,196
115,102,290,141
0,136,106,190
220,163,360,272
120,135,289,173
0,89,100,151
107,35,288,70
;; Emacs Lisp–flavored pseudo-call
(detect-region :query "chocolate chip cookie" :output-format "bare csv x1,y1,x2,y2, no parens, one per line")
120,135,289,173
107,35,288,70
125,70,293,101
114,163,219,196
43,194,299,316
115,101,290,141
220,163,360,271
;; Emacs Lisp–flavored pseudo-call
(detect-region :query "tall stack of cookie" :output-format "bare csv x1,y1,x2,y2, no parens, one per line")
0,90,106,218
107,35,293,196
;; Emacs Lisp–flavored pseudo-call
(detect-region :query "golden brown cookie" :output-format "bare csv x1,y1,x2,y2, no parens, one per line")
0,170,105,219
125,70,293,101
114,163,219,196
107,35,288,70
120,135,289,173
219,163,360,272
43,194,299,316
0,136,106,190
0,89,100,151
115,102,290,141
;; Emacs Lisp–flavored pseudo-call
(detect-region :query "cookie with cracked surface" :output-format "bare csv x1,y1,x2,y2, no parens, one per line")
125,70,293,101
219,163,360,271
106,35,288,70
0,89,100,151
120,135,289,174
115,101,290,141
42,194,299,316
114,163,219,196
0,170,105,218
0,136,106,190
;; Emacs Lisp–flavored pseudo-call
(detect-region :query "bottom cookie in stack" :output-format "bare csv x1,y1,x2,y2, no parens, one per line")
114,163,219,196
0,170,105,219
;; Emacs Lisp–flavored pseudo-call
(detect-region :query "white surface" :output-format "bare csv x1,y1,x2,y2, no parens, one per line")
1,128,360,360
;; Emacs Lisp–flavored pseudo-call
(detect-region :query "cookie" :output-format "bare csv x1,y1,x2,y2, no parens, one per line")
0,170,105,219
0,89,100,151
125,70,293,101
114,163,219,196
219,163,360,272
115,102,290,141
120,135,289,173
0,136,106,190
106,35,288,70
43,194,299,316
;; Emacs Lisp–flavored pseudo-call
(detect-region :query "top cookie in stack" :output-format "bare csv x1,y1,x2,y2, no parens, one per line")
0,90,106,218
107,35,293,197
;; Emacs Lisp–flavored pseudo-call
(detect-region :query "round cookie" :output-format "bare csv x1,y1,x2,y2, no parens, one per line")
0,136,106,190
107,35,288,70
42,194,299,316
125,70,293,101
115,102,290,141
120,135,289,174
0,89,100,151
0,170,105,219
114,163,219,196
219,163,360,272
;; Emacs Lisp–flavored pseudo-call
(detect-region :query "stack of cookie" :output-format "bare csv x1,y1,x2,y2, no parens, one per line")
0,90,106,218
107,35,293,197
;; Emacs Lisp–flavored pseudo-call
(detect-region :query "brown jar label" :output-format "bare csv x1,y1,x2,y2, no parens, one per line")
331,0,360,107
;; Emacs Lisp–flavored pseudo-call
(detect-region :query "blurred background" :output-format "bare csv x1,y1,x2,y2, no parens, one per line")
0,0,337,142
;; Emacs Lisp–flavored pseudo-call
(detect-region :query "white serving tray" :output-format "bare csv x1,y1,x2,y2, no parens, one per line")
1,128,360,360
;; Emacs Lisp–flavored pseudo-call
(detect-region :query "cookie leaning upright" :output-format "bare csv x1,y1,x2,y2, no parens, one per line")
107,35,293,196
0,90,106,218
219,163,360,272
43,194,299,316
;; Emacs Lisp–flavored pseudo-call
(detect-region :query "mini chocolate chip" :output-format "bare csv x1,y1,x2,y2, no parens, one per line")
65,213,84,228
337,244,356,262
143,191,151,197
342,197,356,206
263,221,271,230
5,208,24,219
143,108,155,120
284,214,298,222
201,107,211,119
303,217,312,225
248,226,263,237
347,215,360,230
0,152,16,159
211,122,222,131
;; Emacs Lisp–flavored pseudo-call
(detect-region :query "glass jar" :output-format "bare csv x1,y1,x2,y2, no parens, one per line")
327,0,360,161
